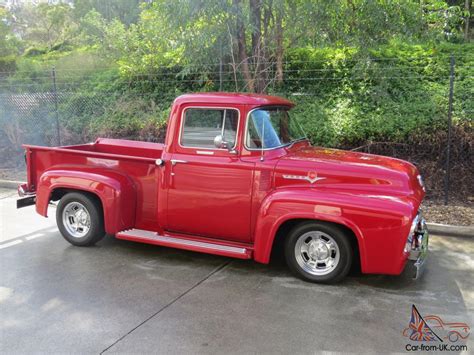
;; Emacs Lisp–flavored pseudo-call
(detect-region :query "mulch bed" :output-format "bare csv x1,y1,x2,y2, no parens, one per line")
422,200,473,227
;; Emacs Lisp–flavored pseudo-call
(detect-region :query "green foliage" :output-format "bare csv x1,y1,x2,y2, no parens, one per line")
0,7,20,56
1,1,473,147
72,0,142,26
277,42,473,146
0,56,16,74
18,3,77,50
87,97,169,142
422,0,467,42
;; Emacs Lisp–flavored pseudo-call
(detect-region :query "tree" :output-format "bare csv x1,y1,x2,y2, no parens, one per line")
422,0,468,41
0,7,17,56
114,0,434,93
463,0,472,40
9,3,77,50
126,0,291,93
73,0,142,27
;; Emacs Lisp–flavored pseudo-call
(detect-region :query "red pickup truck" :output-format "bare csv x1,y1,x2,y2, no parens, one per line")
17,93,429,283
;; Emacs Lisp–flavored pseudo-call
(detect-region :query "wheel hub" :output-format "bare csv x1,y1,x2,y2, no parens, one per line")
308,241,330,260
77,210,88,224
294,231,341,276
62,201,91,238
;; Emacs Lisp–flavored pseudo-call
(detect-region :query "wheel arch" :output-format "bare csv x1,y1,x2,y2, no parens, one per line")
51,187,102,204
251,187,414,274
252,190,368,272
52,187,104,217
262,217,362,271
36,169,136,234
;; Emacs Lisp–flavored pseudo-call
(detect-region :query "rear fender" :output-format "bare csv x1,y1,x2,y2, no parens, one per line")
36,169,136,234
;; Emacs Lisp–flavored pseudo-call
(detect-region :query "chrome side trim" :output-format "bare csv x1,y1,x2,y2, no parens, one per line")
158,235,248,254
196,150,214,155
171,159,188,165
119,229,157,239
117,229,248,255
283,174,326,184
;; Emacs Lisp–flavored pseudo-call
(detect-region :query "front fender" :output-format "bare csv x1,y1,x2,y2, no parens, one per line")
253,188,416,275
36,168,136,234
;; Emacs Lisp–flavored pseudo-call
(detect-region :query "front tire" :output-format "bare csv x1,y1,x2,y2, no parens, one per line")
56,192,105,246
285,222,353,283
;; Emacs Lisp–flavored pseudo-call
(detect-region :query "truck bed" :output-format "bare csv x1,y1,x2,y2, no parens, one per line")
61,138,164,159
24,138,164,231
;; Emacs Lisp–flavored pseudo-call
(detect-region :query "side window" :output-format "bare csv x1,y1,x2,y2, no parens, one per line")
181,108,239,149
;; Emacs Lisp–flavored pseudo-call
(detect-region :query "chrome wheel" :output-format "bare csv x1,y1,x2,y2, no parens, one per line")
62,201,91,238
294,231,340,276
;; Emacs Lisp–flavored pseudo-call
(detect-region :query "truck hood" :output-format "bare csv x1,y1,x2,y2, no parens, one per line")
275,146,425,204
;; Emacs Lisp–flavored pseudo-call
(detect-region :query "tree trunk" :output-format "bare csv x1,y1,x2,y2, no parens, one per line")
250,0,262,57
275,6,284,85
465,0,471,41
250,0,265,93
233,0,254,92
262,0,272,90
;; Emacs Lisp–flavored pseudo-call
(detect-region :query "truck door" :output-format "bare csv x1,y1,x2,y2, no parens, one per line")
166,106,253,243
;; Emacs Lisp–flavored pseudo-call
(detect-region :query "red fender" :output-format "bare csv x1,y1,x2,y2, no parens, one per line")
36,168,136,234
252,188,416,275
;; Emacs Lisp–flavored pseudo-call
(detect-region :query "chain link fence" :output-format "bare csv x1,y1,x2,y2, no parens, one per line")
0,57,473,204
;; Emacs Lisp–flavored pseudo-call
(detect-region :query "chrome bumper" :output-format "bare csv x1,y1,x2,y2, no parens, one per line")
406,216,429,280
17,183,36,209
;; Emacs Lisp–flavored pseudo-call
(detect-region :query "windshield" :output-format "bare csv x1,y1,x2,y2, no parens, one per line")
246,107,306,149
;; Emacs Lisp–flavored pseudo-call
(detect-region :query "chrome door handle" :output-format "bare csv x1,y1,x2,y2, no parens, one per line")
170,159,188,166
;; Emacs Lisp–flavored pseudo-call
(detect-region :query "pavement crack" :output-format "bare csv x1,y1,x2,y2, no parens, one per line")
99,260,231,354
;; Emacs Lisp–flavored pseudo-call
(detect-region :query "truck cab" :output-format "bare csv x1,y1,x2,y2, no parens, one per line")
17,93,429,283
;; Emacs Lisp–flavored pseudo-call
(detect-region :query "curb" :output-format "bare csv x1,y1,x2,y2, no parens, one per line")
0,179,24,189
427,223,474,238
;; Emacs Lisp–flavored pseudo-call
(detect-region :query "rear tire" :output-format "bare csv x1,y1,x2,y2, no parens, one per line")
285,222,353,284
56,192,105,246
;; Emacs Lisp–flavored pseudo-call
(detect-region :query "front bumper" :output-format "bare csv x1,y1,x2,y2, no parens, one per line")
406,216,429,279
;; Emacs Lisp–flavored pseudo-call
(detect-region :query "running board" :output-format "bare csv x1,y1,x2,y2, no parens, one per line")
116,229,252,259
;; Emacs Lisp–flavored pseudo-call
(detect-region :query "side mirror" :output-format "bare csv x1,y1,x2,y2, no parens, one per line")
214,134,237,154
214,134,228,149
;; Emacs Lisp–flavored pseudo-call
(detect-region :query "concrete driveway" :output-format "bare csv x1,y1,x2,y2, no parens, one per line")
1,188,473,354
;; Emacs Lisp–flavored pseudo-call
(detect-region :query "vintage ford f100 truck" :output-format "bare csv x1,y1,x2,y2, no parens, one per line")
17,93,429,283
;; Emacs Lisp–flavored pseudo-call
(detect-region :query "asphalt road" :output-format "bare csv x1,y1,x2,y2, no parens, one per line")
1,188,473,354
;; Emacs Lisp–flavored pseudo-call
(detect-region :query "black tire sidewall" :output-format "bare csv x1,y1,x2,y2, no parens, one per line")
285,222,353,283
56,192,105,246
